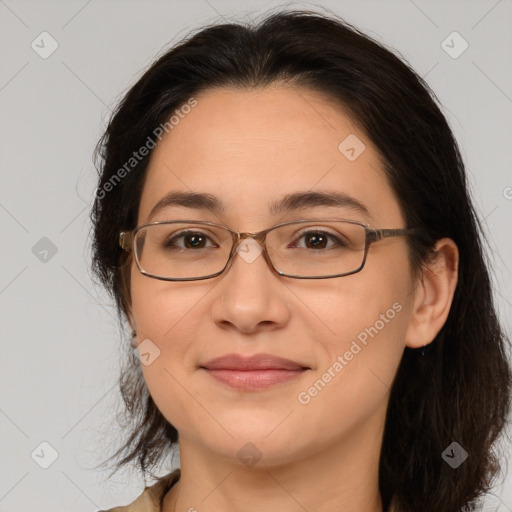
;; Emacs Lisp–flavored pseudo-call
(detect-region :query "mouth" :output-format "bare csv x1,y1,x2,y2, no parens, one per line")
200,353,310,391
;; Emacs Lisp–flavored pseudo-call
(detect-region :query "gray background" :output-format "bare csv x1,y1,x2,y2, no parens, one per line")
0,0,511,510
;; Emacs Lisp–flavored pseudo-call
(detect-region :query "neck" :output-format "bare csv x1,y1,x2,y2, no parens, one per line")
162,414,385,512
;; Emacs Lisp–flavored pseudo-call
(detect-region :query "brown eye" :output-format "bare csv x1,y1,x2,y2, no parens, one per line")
164,230,216,249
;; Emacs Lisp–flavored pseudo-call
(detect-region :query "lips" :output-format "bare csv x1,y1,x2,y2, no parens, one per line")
200,353,310,391
200,353,308,371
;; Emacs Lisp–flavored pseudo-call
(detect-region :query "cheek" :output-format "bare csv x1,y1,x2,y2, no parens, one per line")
311,266,410,353
129,266,193,376
129,268,204,431
316,287,407,392
293,283,408,439
306,245,412,385
130,263,199,339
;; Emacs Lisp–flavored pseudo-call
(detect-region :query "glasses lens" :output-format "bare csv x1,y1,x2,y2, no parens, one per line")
135,222,232,279
267,221,366,277
134,221,367,279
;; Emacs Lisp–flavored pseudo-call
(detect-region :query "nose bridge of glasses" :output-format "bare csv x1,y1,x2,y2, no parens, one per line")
230,227,265,244
230,230,267,255
224,229,273,272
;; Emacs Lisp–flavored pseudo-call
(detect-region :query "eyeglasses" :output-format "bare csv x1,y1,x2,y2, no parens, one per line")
119,219,420,281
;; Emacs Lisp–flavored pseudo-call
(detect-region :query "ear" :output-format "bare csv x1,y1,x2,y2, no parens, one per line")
405,238,459,349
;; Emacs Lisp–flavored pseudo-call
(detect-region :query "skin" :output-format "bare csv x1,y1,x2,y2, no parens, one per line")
127,85,459,512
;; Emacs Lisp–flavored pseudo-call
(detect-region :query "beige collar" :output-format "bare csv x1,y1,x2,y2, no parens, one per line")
101,469,181,511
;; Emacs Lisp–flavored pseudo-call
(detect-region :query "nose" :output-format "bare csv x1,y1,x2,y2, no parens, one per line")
210,237,291,334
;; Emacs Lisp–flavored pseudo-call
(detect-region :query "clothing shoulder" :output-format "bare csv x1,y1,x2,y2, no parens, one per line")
98,469,180,512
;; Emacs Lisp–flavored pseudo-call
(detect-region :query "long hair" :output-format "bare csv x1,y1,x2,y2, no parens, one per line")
90,9,512,511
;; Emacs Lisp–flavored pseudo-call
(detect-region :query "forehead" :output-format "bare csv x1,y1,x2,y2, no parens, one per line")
138,85,403,227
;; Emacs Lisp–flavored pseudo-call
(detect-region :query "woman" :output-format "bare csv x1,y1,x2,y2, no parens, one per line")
91,9,511,512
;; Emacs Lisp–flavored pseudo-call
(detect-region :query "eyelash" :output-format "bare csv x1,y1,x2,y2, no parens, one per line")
163,228,347,250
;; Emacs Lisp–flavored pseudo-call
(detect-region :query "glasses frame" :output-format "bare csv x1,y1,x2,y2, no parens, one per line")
119,219,421,281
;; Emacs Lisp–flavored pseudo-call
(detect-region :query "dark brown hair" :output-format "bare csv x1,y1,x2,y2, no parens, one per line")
91,9,512,511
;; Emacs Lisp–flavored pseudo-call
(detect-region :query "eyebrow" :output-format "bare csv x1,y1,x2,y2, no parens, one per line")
147,190,373,222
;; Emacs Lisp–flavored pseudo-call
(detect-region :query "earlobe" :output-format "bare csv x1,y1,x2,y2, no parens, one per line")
405,238,459,349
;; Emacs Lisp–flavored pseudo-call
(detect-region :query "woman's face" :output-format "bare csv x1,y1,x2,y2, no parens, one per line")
129,85,416,466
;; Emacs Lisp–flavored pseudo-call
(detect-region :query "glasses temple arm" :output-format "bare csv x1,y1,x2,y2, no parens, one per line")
119,231,134,251
366,228,420,243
